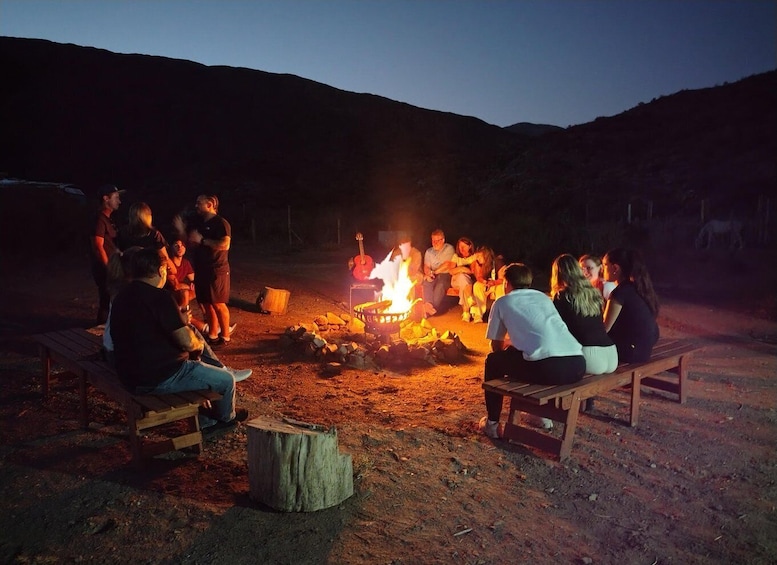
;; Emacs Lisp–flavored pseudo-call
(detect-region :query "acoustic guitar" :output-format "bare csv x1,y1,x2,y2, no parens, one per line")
352,233,375,280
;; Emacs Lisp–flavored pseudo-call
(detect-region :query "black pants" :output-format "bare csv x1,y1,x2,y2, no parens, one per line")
91,261,110,324
484,347,585,421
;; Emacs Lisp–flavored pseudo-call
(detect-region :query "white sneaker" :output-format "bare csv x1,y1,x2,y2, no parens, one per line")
228,368,252,382
527,414,554,430
478,416,502,439
206,323,237,337
461,312,471,322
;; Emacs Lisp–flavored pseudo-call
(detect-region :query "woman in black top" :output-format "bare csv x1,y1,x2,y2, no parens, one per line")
602,248,659,363
551,254,618,374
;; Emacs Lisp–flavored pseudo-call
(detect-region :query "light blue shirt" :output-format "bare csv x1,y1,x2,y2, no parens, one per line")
423,243,454,271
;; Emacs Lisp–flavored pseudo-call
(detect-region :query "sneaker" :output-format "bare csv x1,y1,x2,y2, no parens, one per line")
198,414,218,429
527,414,554,430
471,314,483,323
228,368,252,382
202,419,238,439
478,416,502,439
207,336,228,349
461,312,471,322
232,408,249,422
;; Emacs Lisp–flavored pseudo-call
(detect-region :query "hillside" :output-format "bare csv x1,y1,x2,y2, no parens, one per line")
0,37,520,226
1,37,775,261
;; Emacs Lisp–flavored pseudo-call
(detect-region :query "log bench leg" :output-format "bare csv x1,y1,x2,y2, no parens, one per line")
677,355,690,404
629,371,641,427
558,392,582,460
503,397,581,461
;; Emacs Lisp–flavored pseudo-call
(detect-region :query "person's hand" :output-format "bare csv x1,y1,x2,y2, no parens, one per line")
190,229,204,244
172,214,186,236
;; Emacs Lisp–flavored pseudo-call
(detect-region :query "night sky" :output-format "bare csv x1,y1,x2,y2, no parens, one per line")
2,0,775,127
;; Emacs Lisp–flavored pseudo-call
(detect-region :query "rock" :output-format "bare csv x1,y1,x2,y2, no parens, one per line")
320,362,342,377
326,312,346,325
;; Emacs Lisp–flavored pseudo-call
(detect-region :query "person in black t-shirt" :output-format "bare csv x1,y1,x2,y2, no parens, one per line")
110,248,247,428
174,194,232,348
602,248,660,363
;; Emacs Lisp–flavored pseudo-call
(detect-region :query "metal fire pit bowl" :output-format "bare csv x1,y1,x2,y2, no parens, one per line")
353,300,410,337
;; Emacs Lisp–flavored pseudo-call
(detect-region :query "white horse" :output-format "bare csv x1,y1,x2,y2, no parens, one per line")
695,219,744,249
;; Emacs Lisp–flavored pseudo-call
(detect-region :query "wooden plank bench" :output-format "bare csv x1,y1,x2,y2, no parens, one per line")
34,328,222,467
482,338,702,460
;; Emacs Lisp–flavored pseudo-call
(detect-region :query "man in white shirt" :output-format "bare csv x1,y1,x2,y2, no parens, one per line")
480,263,585,438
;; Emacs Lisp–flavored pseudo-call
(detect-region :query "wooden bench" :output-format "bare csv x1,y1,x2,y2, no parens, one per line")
482,338,702,460
34,328,222,467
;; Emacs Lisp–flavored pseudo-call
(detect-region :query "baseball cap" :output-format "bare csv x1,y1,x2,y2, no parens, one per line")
98,184,125,198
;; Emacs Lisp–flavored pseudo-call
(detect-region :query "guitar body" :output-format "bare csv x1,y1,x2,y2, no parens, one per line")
352,233,375,280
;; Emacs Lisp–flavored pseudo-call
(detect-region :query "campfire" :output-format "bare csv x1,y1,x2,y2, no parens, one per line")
352,249,420,341
353,300,412,342
281,250,466,372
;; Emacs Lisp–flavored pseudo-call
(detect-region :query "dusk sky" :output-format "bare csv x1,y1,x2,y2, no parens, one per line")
2,0,775,127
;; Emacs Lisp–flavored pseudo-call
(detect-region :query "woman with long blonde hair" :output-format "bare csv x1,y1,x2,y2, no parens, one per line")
118,201,176,275
551,254,618,375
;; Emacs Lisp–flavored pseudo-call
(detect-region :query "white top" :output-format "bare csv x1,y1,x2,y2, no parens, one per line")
486,288,583,361
602,281,616,300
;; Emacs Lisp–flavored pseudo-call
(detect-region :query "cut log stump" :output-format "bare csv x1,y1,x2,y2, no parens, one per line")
258,287,290,315
247,416,353,512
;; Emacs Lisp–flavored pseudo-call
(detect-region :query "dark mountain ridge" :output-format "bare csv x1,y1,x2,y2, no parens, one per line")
1,37,775,261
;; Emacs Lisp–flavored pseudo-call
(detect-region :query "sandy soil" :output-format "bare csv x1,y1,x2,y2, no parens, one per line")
1,243,776,565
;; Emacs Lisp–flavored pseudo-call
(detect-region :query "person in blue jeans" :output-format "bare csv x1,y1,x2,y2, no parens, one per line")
421,229,455,316
110,247,248,431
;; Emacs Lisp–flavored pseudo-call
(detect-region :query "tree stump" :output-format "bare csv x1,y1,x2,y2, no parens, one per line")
258,287,290,315
247,416,353,512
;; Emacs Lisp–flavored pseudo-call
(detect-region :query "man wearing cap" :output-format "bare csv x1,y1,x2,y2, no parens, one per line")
90,184,123,324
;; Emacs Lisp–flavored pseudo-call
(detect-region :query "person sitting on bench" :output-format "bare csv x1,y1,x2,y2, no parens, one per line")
479,263,585,439
602,248,660,363
110,247,248,432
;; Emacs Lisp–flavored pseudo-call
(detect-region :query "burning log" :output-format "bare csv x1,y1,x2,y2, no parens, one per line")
282,313,466,367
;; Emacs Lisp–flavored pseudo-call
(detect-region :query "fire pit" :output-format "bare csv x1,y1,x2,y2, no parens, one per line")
353,299,415,341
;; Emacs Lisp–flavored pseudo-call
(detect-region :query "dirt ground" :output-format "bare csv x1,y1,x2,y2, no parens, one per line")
1,243,776,565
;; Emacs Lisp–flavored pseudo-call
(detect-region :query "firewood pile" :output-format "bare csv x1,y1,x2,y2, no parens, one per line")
280,311,467,373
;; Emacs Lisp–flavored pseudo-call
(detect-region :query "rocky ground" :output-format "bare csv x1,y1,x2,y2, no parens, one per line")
0,243,775,564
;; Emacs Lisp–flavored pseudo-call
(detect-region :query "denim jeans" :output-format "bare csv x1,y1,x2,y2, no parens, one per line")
149,360,236,422
422,273,452,310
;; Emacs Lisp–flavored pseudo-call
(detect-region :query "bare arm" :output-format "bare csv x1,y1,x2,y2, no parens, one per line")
92,236,108,266
490,339,505,353
603,299,623,332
